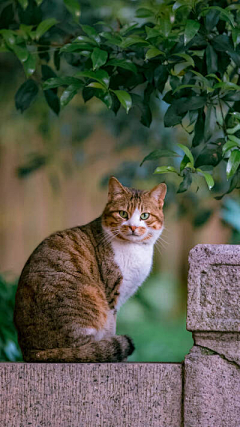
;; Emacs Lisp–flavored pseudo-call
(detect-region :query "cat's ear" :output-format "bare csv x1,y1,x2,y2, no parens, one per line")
149,183,167,208
108,177,127,201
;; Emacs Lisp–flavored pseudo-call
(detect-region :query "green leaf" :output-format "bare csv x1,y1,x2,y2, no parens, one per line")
154,166,180,175
226,150,240,179
17,0,28,10
164,106,183,127
145,26,161,40
44,90,60,115
41,64,56,81
15,79,38,113
173,84,198,94
145,47,164,60
205,44,218,74
222,140,238,155
205,9,220,31
73,35,98,46
121,36,148,49
64,0,81,23
91,48,108,70
140,149,179,166
195,145,222,168
161,17,172,38
19,24,34,41
232,28,240,48
164,96,207,128
173,53,195,67
112,90,132,114
204,106,216,141
107,59,137,74
136,8,154,18
197,169,215,189
192,109,205,147
60,84,79,107
177,143,194,166
87,82,106,90
75,70,109,88
222,92,240,102
180,155,189,172
190,70,210,88
81,25,100,43
212,35,234,52
97,91,112,109
131,94,152,128
227,124,240,135
0,29,16,47
35,18,58,41
60,43,94,53
228,135,240,145
154,64,168,93
184,20,200,45
230,112,240,120
202,6,234,26
13,45,29,63
213,82,240,91
41,65,60,115
23,53,36,77
43,77,83,90
177,170,192,193
100,32,122,46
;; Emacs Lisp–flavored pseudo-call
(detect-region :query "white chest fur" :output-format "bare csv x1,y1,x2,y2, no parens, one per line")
111,240,154,310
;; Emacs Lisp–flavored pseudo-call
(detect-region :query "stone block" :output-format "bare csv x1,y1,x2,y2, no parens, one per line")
187,244,240,332
193,332,240,366
0,363,183,427
184,347,240,427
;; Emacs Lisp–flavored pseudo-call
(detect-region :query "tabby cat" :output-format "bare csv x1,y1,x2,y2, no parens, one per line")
14,177,167,362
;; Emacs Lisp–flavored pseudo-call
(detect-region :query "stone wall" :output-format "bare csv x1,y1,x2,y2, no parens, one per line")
0,244,239,426
185,244,240,427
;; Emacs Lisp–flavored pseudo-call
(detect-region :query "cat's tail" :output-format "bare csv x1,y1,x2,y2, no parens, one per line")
23,335,135,363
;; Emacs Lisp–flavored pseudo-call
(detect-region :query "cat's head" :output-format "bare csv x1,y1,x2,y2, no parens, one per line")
102,177,167,244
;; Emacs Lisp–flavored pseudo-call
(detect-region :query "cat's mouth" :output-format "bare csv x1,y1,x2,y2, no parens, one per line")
118,232,147,242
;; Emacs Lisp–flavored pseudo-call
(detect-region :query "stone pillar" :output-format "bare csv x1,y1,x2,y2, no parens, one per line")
184,244,240,427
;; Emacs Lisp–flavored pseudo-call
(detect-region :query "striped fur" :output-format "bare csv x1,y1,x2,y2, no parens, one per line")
14,178,166,362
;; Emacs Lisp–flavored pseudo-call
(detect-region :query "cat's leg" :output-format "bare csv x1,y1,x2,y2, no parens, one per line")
24,335,135,363
23,285,134,363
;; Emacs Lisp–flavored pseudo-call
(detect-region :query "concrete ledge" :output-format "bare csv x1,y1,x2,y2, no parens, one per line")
187,244,240,332
184,347,240,427
0,363,183,427
193,332,240,366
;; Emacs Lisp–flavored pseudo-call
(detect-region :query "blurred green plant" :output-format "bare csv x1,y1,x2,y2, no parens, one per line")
1,0,240,196
117,272,193,362
220,197,240,243
0,275,22,361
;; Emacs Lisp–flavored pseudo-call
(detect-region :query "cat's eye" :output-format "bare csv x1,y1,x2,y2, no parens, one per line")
119,210,128,219
140,212,150,220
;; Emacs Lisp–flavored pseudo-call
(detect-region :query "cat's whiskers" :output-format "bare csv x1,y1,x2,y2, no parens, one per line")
154,241,163,256
155,236,168,251
158,236,169,246
97,229,120,247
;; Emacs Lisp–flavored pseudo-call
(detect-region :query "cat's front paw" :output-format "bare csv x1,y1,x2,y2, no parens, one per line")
123,335,135,356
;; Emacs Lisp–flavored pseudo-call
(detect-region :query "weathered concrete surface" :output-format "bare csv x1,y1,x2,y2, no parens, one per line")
193,332,240,366
0,363,183,427
187,244,240,332
184,347,240,427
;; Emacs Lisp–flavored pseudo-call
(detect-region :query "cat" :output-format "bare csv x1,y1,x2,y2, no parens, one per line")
14,177,167,363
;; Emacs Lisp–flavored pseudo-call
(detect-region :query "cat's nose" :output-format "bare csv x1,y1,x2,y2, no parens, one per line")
129,226,137,233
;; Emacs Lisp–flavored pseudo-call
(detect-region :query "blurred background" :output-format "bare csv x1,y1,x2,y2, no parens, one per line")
1,0,239,363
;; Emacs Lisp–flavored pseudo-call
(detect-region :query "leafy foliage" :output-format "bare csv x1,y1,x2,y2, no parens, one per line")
0,275,22,361
1,0,240,196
